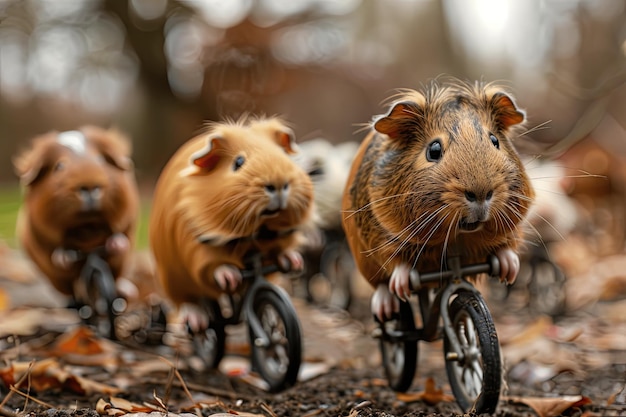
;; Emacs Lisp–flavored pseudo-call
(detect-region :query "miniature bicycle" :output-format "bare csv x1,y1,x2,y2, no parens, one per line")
191,253,303,392
373,253,502,414
72,247,127,340
301,227,354,310
489,244,566,317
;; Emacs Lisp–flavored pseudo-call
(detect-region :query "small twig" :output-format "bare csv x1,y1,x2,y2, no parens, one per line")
0,361,33,409
0,405,18,417
164,363,175,406
145,377,256,402
260,402,278,417
159,356,202,417
8,385,55,409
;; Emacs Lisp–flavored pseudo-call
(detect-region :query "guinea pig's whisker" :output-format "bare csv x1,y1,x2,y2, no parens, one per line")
412,213,450,266
494,209,513,235
499,205,518,230
437,212,459,272
344,191,421,219
361,205,447,256
516,216,546,251
377,207,449,273
518,119,552,137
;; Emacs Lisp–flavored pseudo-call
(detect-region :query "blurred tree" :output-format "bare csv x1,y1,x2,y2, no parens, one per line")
1,0,626,188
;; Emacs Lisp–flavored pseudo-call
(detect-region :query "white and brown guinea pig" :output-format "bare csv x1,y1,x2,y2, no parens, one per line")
341,79,535,321
292,138,359,231
149,117,314,328
13,126,140,298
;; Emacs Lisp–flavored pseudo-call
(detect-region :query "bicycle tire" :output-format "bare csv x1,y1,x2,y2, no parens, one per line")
317,240,354,310
248,288,302,392
528,259,566,317
86,266,118,339
444,292,501,414
379,300,417,392
192,300,226,370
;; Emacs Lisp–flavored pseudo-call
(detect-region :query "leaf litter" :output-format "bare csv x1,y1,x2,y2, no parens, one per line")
0,240,625,417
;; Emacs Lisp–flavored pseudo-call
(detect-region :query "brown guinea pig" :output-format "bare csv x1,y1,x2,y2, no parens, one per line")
13,126,140,298
149,117,314,328
341,79,535,321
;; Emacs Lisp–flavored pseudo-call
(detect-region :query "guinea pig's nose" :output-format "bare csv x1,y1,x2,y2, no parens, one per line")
264,182,291,211
78,185,103,211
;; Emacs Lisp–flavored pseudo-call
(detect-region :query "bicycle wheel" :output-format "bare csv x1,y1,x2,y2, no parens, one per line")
249,288,302,392
444,292,501,414
528,259,566,317
314,240,354,310
192,300,226,370
379,300,417,392
80,266,120,339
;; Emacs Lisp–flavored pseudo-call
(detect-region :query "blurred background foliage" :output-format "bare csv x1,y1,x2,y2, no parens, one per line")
1,0,626,247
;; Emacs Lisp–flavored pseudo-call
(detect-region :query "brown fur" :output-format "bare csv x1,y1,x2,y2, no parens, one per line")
13,126,140,295
149,117,314,304
341,79,535,285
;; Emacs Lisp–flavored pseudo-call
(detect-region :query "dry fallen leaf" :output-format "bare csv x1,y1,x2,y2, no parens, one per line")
505,395,592,417
0,358,120,396
395,377,455,405
52,326,105,355
97,397,165,417
49,325,119,367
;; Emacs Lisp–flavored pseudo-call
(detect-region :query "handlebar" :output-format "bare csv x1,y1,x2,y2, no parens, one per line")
409,254,500,290
240,263,283,280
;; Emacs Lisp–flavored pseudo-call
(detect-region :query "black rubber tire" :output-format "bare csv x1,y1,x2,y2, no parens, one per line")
192,300,226,370
86,267,118,340
309,240,353,310
444,292,501,414
528,259,566,317
379,300,418,392
249,288,302,392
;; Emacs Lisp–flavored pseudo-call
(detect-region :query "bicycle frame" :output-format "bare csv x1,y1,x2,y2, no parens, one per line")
212,255,293,348
380,254,500,364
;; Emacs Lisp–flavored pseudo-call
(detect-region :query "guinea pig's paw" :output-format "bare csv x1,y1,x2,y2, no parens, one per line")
495,247,520,285
51,247,79,269
164,303,209,336
214,264,243,292
178,303,210,334
371,283,399,323
278,249,304,272
115,277,139,301
105,233,130,256
389,263,412,301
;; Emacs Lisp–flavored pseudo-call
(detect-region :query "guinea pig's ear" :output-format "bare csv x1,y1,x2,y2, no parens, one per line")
102,150,134,171
13,147,50,186
374,101,421,140
87,127,135,171
275,127,299,155
487,90,526,130
181,135,225,176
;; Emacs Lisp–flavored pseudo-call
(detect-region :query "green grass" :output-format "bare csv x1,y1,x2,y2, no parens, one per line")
0,185,151,249
0,186,21,247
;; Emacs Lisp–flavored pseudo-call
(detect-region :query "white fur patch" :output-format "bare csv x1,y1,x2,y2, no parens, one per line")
57,130,87,154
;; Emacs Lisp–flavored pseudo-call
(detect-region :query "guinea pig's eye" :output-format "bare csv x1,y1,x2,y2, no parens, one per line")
232,155,245,171
53,161,65,172
489,134,500,149
426,139,443,162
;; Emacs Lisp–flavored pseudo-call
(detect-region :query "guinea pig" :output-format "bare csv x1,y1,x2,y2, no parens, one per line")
293,138,359,231
13,126,140,298
149,117,314,330
341,79,535,322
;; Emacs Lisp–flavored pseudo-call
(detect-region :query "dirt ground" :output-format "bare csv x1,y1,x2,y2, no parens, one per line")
1,245,626,417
